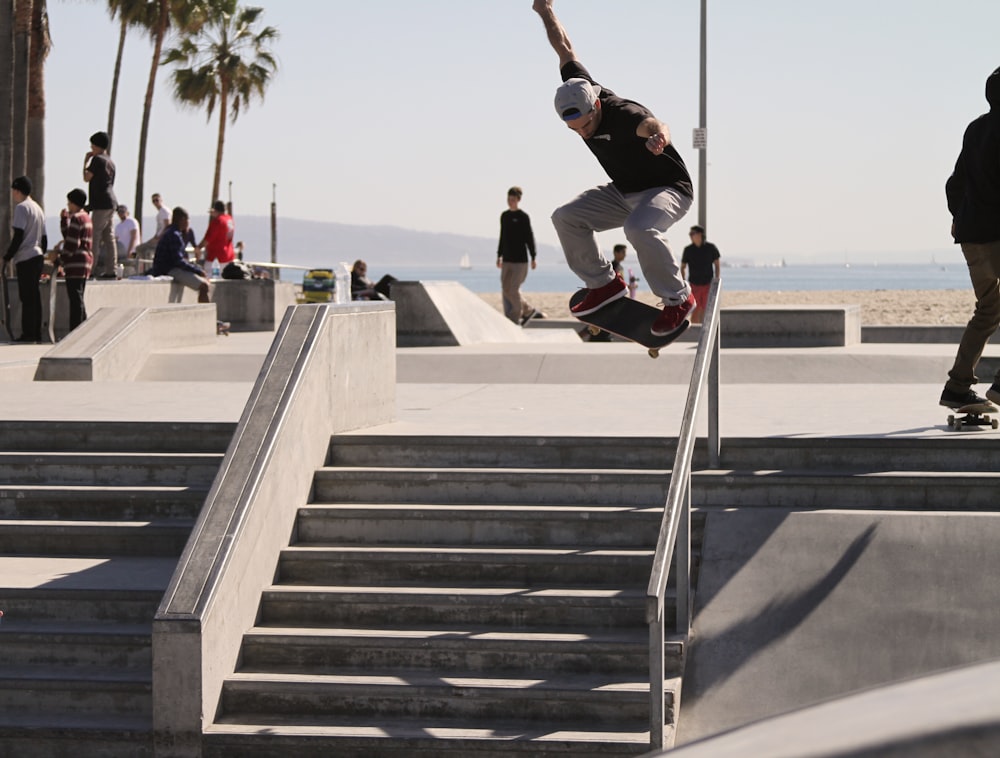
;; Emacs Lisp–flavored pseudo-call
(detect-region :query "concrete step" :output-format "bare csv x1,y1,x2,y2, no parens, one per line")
693,470,1000,510
240,626,680,677
0,714,152,757
331,435,679,470
0,587,165,625
0,520,193,556
295,503,685,547
0,621,151,669
205,716,656,757
0,420,234,454
0,485,208,521
278,545,654,587
0,667,151,717
314,467,670,506
332,434,1000,474
219,671,657,725
0,452,222,486
260,585,661,630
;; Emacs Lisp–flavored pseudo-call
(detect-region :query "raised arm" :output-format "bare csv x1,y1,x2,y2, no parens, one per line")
532,0,575,68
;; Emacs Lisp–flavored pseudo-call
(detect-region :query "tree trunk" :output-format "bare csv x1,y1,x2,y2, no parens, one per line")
12,0,32,179
212,83,228,206
26,0,48,208
0,0,14,251
134,0,169,226
107,15,127,150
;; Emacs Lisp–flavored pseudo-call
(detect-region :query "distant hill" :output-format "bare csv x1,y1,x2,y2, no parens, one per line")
206,216,563,271
44,214,562,272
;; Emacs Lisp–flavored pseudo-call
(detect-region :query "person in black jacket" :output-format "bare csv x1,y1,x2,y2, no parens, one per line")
496,186,539,325
941,66,1000,409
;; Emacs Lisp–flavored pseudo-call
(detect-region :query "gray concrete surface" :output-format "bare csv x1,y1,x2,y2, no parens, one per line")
677,509,1000,745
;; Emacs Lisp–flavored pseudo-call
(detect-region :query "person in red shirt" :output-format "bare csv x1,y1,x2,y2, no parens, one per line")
196,200,235,276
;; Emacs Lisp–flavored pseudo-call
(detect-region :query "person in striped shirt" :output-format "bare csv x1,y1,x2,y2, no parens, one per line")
54,188,94,331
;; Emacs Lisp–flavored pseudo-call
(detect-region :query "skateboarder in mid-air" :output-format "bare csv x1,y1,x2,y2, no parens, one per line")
532,0,696,338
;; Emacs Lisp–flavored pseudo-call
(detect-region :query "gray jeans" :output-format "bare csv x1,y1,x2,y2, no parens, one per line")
500,262,532,322
946,240,1000,391
91,208,117,276
551,183,692,303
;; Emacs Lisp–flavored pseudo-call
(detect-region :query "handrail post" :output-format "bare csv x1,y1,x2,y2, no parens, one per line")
708,308,721,468
676,479,692,632
649,612,665,749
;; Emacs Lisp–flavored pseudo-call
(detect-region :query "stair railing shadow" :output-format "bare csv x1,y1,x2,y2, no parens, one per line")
645,277,721,751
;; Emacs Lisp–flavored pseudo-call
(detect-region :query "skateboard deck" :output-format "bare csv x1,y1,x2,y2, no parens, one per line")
570,290,688,358
0,263,12,341
946,402,998,431
44,256,58,343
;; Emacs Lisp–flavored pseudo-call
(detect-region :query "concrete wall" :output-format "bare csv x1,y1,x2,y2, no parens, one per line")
34,304,217,381
2,277,297,340
151,301,395,755
393,280,531,346
720,305,861,347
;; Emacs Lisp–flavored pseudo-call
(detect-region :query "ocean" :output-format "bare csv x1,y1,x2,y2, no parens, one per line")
357,261,973,294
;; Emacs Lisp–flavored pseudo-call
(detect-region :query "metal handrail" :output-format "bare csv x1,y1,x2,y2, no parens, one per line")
645,277,722,749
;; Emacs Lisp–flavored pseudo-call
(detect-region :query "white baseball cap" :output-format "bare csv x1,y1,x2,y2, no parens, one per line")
554,78,599,121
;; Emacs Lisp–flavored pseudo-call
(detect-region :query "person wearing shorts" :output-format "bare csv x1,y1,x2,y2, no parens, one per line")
681,225,721,324
149,206,210,303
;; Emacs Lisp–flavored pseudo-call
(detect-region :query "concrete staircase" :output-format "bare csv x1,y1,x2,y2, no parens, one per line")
206,436,699,756
0,421,233,756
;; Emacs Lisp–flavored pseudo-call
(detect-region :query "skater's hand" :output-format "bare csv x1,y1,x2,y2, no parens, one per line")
646,132,666,155
532,0,552,14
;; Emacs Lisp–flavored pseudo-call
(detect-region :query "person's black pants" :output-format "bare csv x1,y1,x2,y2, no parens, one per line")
16,255,43,342
66,277,87,331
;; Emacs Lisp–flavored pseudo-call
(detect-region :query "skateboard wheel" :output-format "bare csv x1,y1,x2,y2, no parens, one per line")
587,325,600,336
993,419,998,430
947,415,954,426
648,348,659,359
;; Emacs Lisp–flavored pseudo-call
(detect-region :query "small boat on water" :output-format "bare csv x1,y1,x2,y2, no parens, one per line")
459,253,472,270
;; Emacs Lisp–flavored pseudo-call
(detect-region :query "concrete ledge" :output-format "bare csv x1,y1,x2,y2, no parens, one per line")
394,281,536,346
34,304,217,381
4,277,299,339
720,305,861,347
152,302,396,754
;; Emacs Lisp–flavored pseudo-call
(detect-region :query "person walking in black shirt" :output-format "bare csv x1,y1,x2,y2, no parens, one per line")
496,186,539,325
941,66,1000,410
681,225,721,325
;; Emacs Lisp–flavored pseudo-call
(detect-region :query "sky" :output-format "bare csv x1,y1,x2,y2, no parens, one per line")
39,0,1000,264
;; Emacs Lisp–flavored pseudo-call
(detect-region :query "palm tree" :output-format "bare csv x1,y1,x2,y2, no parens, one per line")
105,0,158,150
0,0,13,244
163,0,278,206
12,0,31,179
133,0,209,225
26,0,50,206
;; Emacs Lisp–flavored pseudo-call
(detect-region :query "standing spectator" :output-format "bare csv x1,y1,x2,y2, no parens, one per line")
3,176,47,342
681,225,721,324
133,193,171,265
150,207,210,303
496,186,539,325
114,205,141,262
54,189,94,331
83,131,118,279
196,200,235,276
941,66,1000,409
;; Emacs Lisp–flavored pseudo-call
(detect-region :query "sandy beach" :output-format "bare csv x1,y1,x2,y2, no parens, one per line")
478,289,977,326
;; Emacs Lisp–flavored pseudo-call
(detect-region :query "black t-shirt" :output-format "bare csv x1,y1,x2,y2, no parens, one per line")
497,209,536,263
561,61,693,198
682,241,720,285
87,153,118,211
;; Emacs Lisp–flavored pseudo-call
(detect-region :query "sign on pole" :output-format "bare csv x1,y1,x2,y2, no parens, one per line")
693,128,707,150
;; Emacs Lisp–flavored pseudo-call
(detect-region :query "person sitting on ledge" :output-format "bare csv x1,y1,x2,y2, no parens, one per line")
149,206,210,303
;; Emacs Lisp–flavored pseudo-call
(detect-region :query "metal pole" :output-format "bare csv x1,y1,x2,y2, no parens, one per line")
270,183,279,281
698,0,707,230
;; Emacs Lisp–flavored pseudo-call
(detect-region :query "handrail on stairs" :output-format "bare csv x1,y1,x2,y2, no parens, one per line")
645,277,721,749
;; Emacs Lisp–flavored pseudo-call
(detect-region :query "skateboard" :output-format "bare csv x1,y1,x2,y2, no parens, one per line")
0,262,11,341
44,255,59,343
216,320,231,337
946,403,998,431
570,290,688,358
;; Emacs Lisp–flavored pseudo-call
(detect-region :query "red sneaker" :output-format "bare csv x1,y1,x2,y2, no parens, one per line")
651,293,696,336
570,274,627,316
